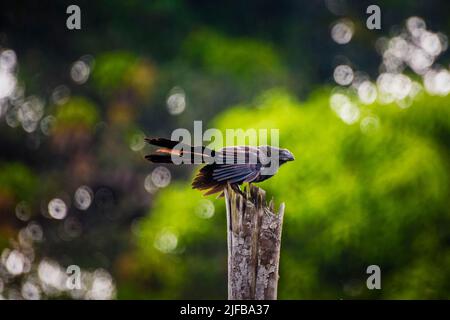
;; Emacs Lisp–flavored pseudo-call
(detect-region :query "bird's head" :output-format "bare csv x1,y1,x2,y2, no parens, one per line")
279,148,295,164
259,146,295,168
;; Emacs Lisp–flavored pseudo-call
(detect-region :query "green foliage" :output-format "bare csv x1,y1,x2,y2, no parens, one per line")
92,52,138,92
136,89,450,299
183,30,286,84
2,0,450,301
0,162,38,202
54,96,99,129
134,184,226,299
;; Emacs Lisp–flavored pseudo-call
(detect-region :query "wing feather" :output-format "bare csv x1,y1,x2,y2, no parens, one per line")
215,147,259,165
212,163,261,183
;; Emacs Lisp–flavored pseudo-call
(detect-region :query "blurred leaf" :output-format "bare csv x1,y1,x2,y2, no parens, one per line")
54,96,99,130
136,88,450,299
0,162,38,203
183,30,287,85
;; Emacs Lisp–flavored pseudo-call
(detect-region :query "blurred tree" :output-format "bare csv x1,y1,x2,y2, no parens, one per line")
133,89,450,299
0,0,449,300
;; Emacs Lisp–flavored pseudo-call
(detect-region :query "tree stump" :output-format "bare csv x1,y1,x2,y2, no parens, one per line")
224,184,285,300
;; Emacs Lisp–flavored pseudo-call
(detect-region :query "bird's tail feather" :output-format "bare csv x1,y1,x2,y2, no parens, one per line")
145,137,226,196
145,137,188,150
192,165,225,196
144,137,214,164
144,154,174,163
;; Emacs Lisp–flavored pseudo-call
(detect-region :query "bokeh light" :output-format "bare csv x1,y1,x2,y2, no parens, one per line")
5,250,26,276
48,198,68,220
360,116,380,134
38,259,66,291
129,131,146,151
26,222,44,242
144,174,158,194
377,73,412,102
70,60,90,84
151,166,171,188
330,15,450,119
331,19,354,44
85,269,116,300
0,3,449,301
51,85,71,106
18,96,44,133
423,69,450,95
154,230,178,254
166,86,186,115
333,65,354,85
195,199,215,219
74,185,93,210
40,115,56,136
357,81,377,104
0,49,17,71
329,92,360,124
21,281,41,300
0,67,16,99
15,201,31,222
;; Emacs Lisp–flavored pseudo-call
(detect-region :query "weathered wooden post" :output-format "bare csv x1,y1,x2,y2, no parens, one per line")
224,184,285,300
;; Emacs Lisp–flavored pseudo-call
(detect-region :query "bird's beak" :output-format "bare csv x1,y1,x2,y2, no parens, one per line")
282,149,295,161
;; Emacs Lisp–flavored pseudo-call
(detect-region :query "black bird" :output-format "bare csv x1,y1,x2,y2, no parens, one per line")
145,138,295,196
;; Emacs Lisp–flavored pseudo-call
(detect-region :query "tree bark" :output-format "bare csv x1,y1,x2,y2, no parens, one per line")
224,184,285,300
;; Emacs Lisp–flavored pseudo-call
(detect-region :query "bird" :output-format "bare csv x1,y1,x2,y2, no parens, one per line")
144,137,295,196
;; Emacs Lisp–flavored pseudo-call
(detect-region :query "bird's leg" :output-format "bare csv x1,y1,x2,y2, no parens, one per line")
231,183,245,197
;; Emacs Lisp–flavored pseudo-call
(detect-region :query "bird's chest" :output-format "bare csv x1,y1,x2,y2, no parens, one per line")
254,166,279,182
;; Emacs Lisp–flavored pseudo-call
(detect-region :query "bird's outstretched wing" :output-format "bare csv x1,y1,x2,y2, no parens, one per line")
146,138,292,196
212,146,262,183
215,146,260,164
212,163,262,183
192,146,263,195
145,137,215,163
